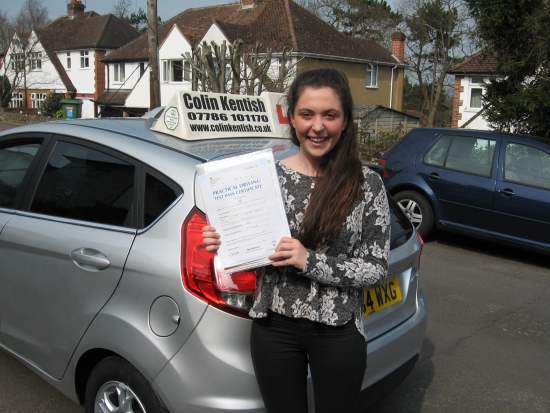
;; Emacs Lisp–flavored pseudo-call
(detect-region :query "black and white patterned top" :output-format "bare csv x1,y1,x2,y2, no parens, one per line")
249,161,391,337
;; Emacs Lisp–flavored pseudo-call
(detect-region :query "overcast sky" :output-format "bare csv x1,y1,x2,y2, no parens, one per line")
3,0,398,24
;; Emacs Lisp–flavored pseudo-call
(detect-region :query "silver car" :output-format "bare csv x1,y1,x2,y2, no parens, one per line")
0,116,426,413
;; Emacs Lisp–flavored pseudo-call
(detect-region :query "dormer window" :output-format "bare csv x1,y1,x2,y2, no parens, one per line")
80,51,89,68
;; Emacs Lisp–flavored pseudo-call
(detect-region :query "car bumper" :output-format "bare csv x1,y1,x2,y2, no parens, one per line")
153,289,427,413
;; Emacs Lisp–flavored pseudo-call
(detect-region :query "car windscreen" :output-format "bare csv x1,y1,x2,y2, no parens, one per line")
388,193,414,250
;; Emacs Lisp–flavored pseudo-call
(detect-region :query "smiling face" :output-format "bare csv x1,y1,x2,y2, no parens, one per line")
289,86,348,165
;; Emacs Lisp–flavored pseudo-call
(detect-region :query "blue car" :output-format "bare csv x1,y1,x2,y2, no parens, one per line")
379,128,550,254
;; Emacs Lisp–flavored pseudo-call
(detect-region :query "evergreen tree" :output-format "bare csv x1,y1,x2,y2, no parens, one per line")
466,0,550,137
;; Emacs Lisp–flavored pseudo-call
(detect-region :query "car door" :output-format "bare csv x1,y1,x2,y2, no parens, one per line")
416,133,499,233
490,139,550,249
0,136,137,379
0,135,51,343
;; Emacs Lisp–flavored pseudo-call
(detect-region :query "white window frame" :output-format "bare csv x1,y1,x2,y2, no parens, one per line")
10,92,23,108
66,52,71,69
31,93,47,109
114,63,126,83
80,51,89,68
366,63,378,88
11,53,25,71
161,60,193,83
467,77,485,111
29,52,42,70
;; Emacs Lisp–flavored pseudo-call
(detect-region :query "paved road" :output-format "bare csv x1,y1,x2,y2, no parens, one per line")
1,121,549,412
369,232,550,413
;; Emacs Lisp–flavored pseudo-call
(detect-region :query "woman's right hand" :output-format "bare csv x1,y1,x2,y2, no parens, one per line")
202,225,221,253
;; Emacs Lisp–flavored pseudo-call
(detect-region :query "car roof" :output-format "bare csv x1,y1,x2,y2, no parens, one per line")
416,127,550,145
1,118,297,162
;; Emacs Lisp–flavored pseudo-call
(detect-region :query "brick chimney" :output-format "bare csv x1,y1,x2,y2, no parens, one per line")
242,0,255,8
68,0,86,18
391,31,406,63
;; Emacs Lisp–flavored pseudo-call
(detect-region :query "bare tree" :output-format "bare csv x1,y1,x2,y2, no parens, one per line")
13,0,49,33
183,40,300,95
1,32,53,110
112,0,133,19
0,10,14,50
398,0,475,126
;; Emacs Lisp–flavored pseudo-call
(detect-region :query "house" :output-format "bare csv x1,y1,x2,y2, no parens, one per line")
99,0,407,117
1,0,140,118
449,49,498,130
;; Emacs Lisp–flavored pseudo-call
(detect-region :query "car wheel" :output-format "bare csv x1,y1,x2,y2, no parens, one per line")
85,356,167,413
393,190,434,239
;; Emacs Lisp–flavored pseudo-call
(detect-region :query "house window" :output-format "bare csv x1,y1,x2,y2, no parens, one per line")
114,63,126,82
10,92,23,108
172,61,183,82
29,52,42,70
67,52,71,69
31,93,47,109
184,61,191,81
366,63,378,88
11,53,25,71
140,63,145,77
80,51,89,68
469,88,483,108
162,61,168,82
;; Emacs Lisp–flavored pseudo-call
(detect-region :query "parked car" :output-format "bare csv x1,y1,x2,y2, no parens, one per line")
379,127,550,254
0,112,426,413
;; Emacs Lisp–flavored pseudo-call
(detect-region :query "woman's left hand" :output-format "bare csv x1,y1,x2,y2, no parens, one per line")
268,237,308,271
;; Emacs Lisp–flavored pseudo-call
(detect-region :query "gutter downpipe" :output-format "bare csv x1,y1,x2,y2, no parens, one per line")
390,64,397,109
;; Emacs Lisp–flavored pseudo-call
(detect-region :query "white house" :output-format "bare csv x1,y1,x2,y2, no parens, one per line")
1,0,140,118
99,0,407,117
449,49,498,130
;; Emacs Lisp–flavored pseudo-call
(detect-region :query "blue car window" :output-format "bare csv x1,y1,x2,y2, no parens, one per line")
30,141,135,227
424,134,453,166
0,143,41,208
505,142,550,189
446,135,496,176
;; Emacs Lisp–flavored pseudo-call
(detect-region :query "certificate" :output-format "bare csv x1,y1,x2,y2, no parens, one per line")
197,149,290,273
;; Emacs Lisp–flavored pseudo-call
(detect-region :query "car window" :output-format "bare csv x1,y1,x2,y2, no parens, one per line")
144,170,182,227
388,194,414,249
0,143,41,208
445,135,496,176
30,141,135,227
505,142,550,189
424,134,453,166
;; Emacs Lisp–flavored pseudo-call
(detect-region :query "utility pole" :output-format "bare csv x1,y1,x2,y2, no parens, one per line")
147,0,160,109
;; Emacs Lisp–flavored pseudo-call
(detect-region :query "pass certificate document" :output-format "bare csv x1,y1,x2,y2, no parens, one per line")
197,149,290,273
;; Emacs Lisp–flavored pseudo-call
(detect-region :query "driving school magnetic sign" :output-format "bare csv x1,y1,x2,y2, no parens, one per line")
151,90,290,140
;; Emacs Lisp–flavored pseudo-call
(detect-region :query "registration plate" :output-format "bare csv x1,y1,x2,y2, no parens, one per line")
363,276,402,317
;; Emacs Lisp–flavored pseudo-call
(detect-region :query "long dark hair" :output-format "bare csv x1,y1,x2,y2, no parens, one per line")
287,68,365,249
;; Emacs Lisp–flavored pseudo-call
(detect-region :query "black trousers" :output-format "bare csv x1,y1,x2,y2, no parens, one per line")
250,311,367,413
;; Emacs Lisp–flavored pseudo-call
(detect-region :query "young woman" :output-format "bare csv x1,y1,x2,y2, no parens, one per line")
203,68,390,413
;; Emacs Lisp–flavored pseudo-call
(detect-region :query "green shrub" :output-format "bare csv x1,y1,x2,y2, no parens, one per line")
41,93,64,117
358,127,406,162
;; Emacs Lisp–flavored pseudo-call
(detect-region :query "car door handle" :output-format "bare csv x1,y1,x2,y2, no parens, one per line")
499,188,515,197
70,248,110,269
428,172,440,180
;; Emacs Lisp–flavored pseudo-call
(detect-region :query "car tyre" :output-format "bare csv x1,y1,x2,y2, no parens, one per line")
393,190,434,239
85,356,168,413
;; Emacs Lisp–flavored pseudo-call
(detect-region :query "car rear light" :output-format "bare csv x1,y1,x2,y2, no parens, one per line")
378,158,389,179
416,231,424,269
181,207,256,315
